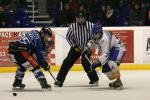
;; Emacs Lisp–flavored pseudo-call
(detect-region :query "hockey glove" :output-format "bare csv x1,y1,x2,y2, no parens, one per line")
73,45,81,52
92,60,101,70
9,42,27,52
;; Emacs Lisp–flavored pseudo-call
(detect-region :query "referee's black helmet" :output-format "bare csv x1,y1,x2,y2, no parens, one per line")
76,11,85,18
76,11,86,24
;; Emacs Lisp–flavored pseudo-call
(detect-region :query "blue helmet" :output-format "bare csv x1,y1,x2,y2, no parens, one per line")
92,24,102,36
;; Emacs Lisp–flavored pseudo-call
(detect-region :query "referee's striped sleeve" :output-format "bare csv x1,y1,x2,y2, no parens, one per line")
66,24,75,47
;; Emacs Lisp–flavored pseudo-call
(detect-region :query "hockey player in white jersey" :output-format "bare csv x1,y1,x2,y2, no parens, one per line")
83,24,126,89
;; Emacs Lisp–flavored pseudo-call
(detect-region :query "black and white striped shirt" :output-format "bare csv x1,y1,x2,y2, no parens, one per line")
66,21,94,49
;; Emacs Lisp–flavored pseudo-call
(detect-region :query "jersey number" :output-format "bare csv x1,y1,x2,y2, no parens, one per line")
19,37,30,44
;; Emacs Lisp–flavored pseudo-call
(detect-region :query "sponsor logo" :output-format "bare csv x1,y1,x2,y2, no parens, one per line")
146,38,150,51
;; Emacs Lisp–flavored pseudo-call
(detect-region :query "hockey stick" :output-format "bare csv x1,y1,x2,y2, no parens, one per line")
54,32,66,39
84,54,104,80
84,54,93,71
48,70,56,82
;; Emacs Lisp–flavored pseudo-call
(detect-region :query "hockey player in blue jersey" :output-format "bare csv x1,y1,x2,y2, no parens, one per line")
83,24,126,89
8,26,54,91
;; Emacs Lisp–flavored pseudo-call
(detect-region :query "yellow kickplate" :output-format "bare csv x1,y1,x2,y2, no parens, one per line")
0,64,150,73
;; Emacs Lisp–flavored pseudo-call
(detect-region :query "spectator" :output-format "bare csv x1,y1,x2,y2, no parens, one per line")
89,0,106,23
78,3,86,13
9,0,27,11
78,3,90,21
129,2,146,26
47,0,56,18
117,0,130,26
0,5,8,27
0,0,12,7
102,3,117,26
60,3,75,26
69,0,79,12
142,1,150,26
51,2,61,26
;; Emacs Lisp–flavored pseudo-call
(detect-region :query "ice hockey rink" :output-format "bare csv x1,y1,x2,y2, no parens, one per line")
0,70,150,100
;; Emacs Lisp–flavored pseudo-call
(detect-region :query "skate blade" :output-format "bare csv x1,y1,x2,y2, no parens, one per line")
42,87,52,92
115,85,124,90
89,82,99,87
54,85,59,87
109,85,124,90
54,85,62,87
89,84,99,87
54,84,63,87
12,87,24,91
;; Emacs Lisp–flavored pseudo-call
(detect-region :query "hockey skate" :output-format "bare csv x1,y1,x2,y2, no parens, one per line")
109,79,123,89
89,80,99,87
54,81,63,87
42,84,51,92
12,79,25,90
38,78,51,91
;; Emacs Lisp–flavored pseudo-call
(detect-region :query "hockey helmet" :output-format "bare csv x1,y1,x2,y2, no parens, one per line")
76,11,86,18
41,26,53,37
92,24,103,39
76,11,86,24
92,24,103,35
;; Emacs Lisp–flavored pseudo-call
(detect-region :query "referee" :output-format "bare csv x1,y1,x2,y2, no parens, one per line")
54,11,99,87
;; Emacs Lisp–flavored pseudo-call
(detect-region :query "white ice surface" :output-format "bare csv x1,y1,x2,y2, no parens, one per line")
0,70,150,100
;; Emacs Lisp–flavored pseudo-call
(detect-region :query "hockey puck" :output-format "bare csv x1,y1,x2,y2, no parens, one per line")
13,93,17,96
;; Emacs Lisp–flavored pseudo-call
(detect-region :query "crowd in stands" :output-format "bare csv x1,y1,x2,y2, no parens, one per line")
51,0,150,26
0,0,33,28
0,0,150,27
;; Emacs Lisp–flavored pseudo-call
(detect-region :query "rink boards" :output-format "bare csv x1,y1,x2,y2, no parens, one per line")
0,27,150,72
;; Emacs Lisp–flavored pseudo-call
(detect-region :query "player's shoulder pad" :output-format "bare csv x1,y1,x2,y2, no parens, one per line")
30,30,40,39
30,30,39,34
104,30,112,37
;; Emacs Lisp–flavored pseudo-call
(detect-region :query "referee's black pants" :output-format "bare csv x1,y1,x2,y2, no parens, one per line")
56,47,99,83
